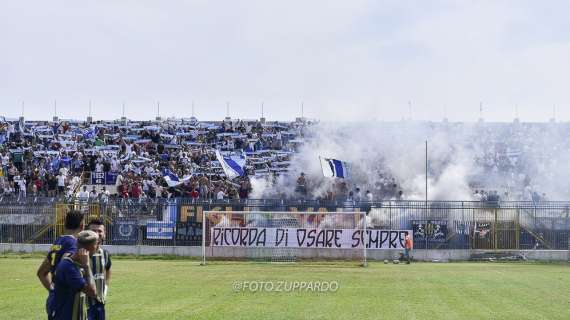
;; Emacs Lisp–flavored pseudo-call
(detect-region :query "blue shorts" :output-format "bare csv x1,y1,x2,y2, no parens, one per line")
88,303,106,320
46,289,55,319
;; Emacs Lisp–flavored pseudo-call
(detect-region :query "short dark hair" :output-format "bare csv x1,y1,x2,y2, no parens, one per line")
64,210,84,230
87,218,104,228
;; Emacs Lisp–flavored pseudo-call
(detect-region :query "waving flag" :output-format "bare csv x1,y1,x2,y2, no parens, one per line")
83,127,97,139
320,156,349,178
51,158,61,171
162,169,190,187
215,150,246,179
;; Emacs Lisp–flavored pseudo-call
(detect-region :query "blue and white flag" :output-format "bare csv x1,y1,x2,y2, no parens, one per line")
215,150,246,179
162,169,191,187
83,127,97,139
146,222,176,239
320,157,349,178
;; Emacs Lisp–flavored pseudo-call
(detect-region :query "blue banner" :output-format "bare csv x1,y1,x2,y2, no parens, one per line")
91,172,119,185
112,220,138,244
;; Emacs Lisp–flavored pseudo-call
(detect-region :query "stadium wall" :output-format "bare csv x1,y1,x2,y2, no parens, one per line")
2,243,568,262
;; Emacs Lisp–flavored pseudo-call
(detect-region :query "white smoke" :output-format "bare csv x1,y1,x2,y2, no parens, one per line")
251,121,570,201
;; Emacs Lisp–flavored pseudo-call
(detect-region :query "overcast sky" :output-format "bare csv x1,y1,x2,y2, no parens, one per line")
1,1,569,122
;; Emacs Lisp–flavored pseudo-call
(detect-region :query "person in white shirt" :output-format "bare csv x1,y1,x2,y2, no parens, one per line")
77,186,89,201
57,174,66,195
154,184,163,198
99,186,110,202
110,157,119,172
77,186,90,201
6,123,14,141
216,189,225,200
115,173,124,188
1,152,9,168
17,178,26,198
89,187,99,200
59,166,69,177
365,190,373,202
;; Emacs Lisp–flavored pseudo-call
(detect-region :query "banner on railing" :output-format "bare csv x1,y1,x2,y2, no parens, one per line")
112,220,138,244
0,214,53,225
412,220,448,243
473,222,492,239
147,222,176,239
210,227,411,249
91,172,119,185
146,201,178,240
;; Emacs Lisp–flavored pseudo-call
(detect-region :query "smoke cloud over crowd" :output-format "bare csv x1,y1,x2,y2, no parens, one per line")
251,120,570,201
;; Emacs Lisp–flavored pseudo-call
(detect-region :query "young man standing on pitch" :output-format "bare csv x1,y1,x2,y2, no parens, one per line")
50,230,99,320
86,219,112,320
37,210,85,316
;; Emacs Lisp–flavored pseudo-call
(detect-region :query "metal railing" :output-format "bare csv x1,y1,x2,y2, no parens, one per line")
0,198,569,251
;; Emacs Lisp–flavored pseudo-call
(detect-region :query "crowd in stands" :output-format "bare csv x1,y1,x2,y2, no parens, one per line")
460,122,565,201
0,118,566,203
295,173,404,203
0,117,308,202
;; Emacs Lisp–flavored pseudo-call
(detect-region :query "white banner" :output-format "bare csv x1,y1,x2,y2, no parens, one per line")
210,227,411,249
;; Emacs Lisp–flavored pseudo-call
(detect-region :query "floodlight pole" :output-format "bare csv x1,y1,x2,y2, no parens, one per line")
425,140,428,202
363,210,368,267
425,140,428,261
201,210,206,266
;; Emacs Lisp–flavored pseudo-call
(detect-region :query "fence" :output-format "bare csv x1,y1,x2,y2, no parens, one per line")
1,198,569,252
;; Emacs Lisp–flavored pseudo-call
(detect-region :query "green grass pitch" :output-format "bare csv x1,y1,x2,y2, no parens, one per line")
1,255,569,319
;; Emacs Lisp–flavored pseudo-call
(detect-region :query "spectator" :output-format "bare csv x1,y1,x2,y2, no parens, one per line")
17,176,26,199
89,187,99,201
365,190,373,202
216,188,225,200
131,182,142,199
296,172,307,197
190,188,199,200
57,173,66,196
99,186,110,203
77,186,90,201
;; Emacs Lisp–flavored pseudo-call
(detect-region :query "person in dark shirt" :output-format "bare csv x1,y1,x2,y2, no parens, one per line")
48,175,58,197
51,230,98,320
37,211,84,317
